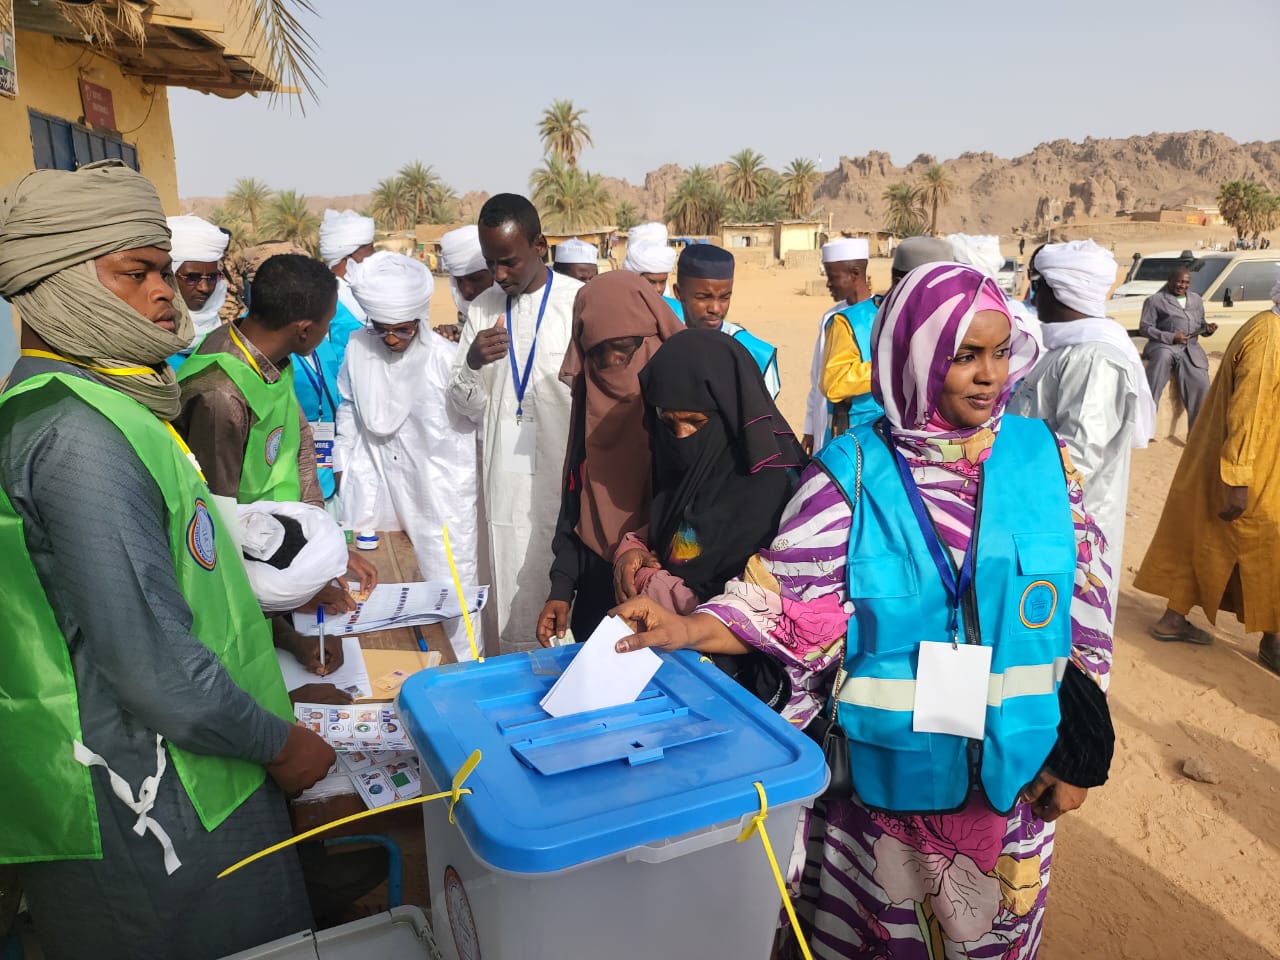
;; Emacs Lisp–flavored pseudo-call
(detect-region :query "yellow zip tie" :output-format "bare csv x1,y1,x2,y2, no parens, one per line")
20,348,154,377
217,749,482,879
443,523,481,662
736,781,814,960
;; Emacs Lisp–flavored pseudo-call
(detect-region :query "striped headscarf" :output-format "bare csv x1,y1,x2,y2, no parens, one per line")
871,262,1041,555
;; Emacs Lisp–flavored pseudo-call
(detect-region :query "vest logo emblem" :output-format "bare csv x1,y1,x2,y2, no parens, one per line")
187,499,217,570
1019,580,1057,628
265,426,284,466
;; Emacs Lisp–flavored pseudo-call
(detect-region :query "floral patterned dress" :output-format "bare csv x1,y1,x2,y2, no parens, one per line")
699,439,1113,960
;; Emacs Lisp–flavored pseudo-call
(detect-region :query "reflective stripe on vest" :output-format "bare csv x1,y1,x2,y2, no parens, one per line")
817,416,1074,814
838,657,1069,711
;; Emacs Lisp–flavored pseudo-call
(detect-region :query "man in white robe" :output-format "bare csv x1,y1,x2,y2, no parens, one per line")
803,237,872,453
166,214,230,360
319,209,375,324
440,224,494,327
1008,239,1156,627
448,194,580,655
335,252,481,660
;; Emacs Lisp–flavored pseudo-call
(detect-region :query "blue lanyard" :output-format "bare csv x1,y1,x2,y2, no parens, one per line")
298,351,337,421
506,269,554,423
889,442,976,646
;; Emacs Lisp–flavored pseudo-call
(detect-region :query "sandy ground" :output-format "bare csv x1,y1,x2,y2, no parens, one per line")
419,231,1279,959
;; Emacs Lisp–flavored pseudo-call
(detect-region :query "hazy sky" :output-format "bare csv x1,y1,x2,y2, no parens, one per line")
169,0,1278,200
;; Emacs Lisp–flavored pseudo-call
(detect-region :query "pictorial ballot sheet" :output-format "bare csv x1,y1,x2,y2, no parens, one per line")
291,581,489,637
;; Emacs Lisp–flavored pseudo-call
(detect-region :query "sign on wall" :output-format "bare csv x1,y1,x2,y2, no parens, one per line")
0,0,17,99
78,78,116,130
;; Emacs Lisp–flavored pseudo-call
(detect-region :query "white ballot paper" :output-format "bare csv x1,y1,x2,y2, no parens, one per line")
912,640,993,740
292,581,488,637
540,615,662,718
276,637,372,700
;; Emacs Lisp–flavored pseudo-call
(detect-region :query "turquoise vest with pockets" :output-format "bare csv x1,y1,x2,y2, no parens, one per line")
821,298,883,448
817,415,1075,813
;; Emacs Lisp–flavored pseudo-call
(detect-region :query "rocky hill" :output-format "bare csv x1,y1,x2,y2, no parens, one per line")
181,130,1280,235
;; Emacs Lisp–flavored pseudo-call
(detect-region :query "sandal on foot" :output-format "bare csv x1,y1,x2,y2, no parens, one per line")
1150,624,1214,645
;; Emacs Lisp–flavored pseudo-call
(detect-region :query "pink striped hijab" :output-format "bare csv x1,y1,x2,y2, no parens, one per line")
869,262,1042,555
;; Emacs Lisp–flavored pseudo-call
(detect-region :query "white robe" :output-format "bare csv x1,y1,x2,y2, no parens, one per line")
1007,325,1149,628
447,273,580,655
802,301,847,438
334,328,480,660
336,275,368,324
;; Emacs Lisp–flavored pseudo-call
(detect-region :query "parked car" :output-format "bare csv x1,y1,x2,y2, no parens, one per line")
1110,249,1201,299
995,257,1020,296
1109,250,1280,353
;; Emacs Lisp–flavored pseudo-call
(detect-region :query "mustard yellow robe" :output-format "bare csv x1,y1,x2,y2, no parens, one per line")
1135,308,1280,633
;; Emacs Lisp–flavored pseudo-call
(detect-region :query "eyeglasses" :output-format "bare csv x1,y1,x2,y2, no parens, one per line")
176,271,222,288
371,321,420,341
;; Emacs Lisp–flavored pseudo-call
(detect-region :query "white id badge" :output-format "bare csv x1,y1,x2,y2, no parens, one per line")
912,641,992,740
312,420,335,469
498,417,536,475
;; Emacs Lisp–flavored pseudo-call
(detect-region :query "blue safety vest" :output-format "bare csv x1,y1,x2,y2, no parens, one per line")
820,297,883,448
817,416,1075,813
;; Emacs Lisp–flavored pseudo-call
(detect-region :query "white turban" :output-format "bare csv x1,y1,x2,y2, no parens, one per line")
319,209,375,268
554,238,598,264
821,237,869,263
624,242,676,274
946,234,1005,281
1034,240,1117,318
167,215,229,267
440,225,487,277
628,222,668,248
238,501,349,613
167,214,230,338
345,250,434,324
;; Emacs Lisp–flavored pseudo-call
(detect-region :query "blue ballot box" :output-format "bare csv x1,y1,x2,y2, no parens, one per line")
399,646,828,960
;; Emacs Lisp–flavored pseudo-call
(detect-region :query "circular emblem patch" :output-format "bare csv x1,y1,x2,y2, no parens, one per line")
187,499,217,570
1019,580,1057,629
265,426,284,466
444,865,480,960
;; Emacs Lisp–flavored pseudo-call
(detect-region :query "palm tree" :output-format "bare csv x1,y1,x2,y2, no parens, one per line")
261,190,320,253
665,165,726,235
397,161,456,225
725,148,769,206
369,177,414,232
1217,179,1278,242
537,99,594,168
781,158,821,219
226,177,273,240
240,0,323,109
882,181,926,237
614,200,640,231
918,163,954,235
529,157,613,233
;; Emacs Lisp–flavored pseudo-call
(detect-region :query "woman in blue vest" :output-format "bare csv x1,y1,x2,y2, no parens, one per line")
614,263,1115,959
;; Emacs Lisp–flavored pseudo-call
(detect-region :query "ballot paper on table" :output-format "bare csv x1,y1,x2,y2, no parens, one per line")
276,636,372,700
292,581,489,637
539,615,663,718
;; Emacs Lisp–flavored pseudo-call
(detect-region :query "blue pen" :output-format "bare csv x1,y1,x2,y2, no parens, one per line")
413,625,428,654
316,605,326,672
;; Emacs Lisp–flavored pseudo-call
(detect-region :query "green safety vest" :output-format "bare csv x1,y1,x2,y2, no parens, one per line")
178,350,302,503
0,372,292,864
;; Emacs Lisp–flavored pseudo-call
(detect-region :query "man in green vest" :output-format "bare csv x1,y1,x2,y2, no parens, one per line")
175,253,376,670
0,161,335,957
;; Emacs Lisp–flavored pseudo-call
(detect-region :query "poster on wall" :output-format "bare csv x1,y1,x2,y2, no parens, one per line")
0,0,16,99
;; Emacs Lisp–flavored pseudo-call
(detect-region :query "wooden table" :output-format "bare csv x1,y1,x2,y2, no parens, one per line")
353,530,454,663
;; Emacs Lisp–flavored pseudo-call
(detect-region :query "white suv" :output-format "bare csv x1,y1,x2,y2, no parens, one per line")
1109,251,1280,352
